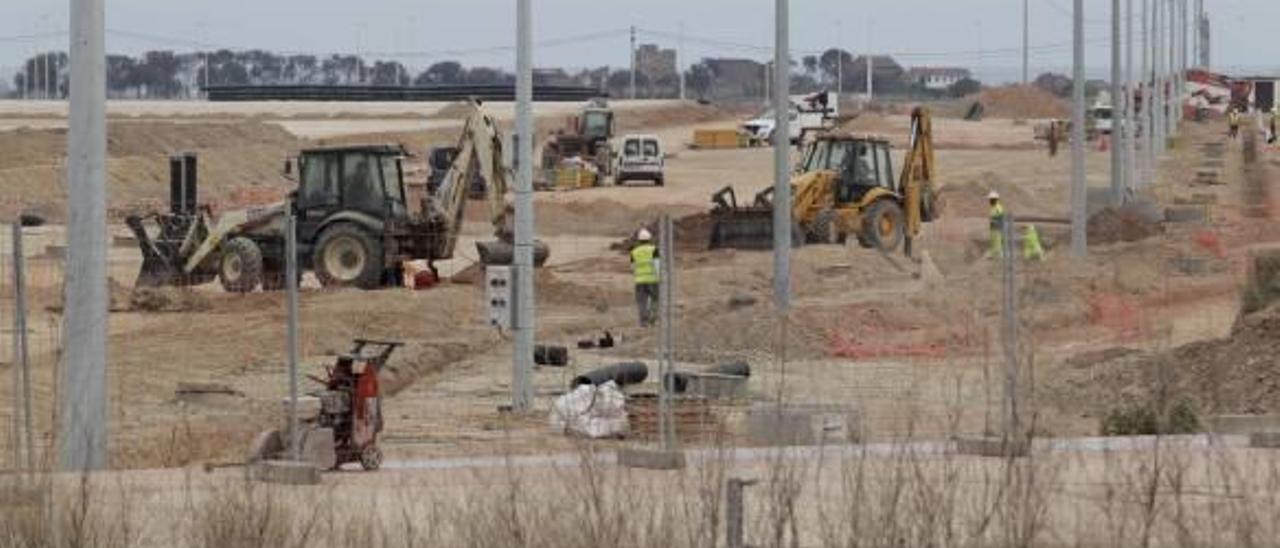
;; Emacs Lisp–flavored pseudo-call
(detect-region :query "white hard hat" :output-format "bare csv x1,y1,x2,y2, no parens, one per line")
987,190,1000,200
637,228,653,241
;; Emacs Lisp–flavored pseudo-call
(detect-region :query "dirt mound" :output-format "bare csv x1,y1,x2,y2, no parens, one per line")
129,287,214,313
1048,302,1280,417
538,198,702,237
1087,207,1165,245
940,176,1050,219
608,212,718,254
969,85,1070,120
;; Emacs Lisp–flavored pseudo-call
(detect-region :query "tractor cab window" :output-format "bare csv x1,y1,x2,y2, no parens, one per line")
300,154,340,207
849,143,875,187
582,112,611,140
876,145,894,189
343,153,384,214
380,155,406,217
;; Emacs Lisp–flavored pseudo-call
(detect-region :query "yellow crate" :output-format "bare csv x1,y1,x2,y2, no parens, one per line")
692,129,744,150
554,166,597,189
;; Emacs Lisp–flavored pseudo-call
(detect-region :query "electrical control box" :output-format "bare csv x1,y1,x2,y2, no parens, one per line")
485,266,513,330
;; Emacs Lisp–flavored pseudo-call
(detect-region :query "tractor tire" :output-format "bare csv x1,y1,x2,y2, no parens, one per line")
860,199,906,253
218,237,263,293
314,224,383,290
808,209,841,244
359,445,383,471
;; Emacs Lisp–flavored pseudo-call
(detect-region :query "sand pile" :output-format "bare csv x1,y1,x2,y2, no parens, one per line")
1087,207,1165,245
971,85,1070,120
129,287,214,313
940,177,1049,219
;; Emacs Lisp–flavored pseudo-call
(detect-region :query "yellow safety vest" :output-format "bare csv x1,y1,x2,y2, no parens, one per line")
631,243,659,285
1229,111,1240,126
1023,224,1046,261
989,202,1006,231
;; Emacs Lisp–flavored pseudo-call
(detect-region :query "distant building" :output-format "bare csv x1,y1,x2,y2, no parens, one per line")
533,68,574,86
635,44,677,82
704,58,765,98
848,55,904,93
903,67,972,91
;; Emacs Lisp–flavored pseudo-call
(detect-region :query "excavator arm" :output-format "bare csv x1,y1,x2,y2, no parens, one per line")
899,107,941,249
423,101,512,261
422,100,547,267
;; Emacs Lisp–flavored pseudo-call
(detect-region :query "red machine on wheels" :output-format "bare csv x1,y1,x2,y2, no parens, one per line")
249,339,401,472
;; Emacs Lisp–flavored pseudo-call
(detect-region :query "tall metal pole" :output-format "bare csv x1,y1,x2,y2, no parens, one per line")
678,22,686,101
773,0,791,313
1000,216,1018,440
1125,0,1137,195
9,227,21,470
1110,0,1123,206
658,215,676,451
13,224,35,473
1070,0,1087,258
285,213,300,460
60,0,108,471
629,25,637,100
836,20,843,97
512,0,535,412
1153,1,1164,155
865,19,874,102
1022,0,1030,85
772,0,792,401
1142,0,1152,186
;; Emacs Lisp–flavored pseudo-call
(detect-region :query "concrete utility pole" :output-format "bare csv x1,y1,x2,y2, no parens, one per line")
865,18,874,102
13,224,35,473
1110,0,1123,206
1022,0,1030,85
773,0,791,311
678,22,686,101
1125,0,1137,195
836,20,843,97
285,214,300,460
1142,0,1152,186
1070,0,1087,258
60,0,108,471
511,0,535,411
1153,1,1164,156
629,25,637,100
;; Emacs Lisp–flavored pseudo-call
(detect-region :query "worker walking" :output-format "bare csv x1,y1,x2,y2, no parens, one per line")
1269,106,1278,145
1023,224,1046,262
1228,107,1241,141
986,190,1008,260
631,228,660,327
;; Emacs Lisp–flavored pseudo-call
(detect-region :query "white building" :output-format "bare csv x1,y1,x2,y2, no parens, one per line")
903,67,973,91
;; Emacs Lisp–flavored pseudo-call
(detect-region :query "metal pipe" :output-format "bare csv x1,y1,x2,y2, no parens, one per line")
571,362,649,388
1070,0,1087,258
59,0,108,472
512,0,535,411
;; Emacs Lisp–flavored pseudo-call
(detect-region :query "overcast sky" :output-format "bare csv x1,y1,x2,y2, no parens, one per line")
2,0,1276,85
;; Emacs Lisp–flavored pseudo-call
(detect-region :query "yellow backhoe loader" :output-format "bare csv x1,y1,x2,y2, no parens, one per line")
708,106,942,256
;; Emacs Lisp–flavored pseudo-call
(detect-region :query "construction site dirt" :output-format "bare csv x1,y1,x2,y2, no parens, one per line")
0,95,1276,470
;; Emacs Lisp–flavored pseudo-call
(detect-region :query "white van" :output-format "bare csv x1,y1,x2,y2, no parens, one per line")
615,134,665,186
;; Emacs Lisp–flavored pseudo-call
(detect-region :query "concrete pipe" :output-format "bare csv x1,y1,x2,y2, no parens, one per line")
475,240,550,267
571,362,648,388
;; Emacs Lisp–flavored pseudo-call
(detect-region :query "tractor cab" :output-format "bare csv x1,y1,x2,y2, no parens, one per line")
293,145,409,243
579,107,615,143
799,135,896,205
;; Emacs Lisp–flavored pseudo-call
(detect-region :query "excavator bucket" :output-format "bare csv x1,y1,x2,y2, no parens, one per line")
475,240,551,267
706,186,802,250
126,214,186,288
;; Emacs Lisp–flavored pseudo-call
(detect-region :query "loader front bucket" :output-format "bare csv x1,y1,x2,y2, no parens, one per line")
708,210,803,250
475,240,551,267
126,214,183,288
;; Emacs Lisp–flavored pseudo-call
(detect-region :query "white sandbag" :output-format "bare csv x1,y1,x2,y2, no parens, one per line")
550,381,628,438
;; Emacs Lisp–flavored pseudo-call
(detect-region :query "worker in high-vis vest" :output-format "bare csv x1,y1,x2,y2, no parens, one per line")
1228,107,1241,140
630,228,660,327
1023,224,1046,262
986,190,1007,259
